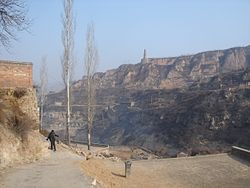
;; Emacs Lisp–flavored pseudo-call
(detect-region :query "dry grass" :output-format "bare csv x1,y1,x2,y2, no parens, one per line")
0,89,36,141
13,88,27,99
0,102,5,125
39,129,50,137
0,88,49,169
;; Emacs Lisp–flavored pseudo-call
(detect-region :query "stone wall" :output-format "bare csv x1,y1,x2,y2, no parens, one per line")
0,60,33,88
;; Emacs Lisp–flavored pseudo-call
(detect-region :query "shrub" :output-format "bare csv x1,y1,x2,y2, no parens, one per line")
40,129,50,137
0,103,5,125
0,88,37,142
8,114,36,141
1,94,36,142
13,88,27,99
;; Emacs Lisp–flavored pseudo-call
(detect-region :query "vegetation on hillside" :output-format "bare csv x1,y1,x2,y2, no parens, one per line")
0,88,48,169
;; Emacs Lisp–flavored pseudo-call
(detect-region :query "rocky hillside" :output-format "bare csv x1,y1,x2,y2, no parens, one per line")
0,89,48,169
44,45,250,157
81,45,250,90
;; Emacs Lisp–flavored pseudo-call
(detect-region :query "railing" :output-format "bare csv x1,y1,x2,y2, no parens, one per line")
62,139,108,148
231,146,250,162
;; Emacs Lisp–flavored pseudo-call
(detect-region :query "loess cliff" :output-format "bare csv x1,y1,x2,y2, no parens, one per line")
44,45,250,157
90,45,250,90
0,88,48,169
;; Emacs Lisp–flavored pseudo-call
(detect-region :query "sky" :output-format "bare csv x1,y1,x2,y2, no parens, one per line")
1,0,250,91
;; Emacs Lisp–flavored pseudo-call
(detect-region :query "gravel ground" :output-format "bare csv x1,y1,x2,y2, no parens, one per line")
81,153,250,188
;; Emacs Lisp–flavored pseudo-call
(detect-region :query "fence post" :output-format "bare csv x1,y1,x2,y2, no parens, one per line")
124,160,132,178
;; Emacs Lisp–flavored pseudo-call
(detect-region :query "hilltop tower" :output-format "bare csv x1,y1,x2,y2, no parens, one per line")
141,49,148,63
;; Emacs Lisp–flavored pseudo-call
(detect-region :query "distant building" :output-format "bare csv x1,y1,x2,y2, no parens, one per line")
0,60,33,88
141,49,148,64
55,101,63,106
140,49,174,65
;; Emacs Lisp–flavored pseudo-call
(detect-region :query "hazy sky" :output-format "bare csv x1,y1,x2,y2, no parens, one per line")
1,0,250,90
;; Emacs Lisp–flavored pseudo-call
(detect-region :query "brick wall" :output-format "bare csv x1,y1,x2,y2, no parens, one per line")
0,60,33,88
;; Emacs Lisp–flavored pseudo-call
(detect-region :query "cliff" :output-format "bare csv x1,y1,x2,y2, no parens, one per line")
86,45,250,90
0,88,48,169
44,45,250,157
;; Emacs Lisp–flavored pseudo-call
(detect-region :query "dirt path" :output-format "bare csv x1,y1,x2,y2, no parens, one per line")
0,146,94,188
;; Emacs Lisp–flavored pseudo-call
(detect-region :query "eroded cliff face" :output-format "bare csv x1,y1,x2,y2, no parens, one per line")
95,86,250,157
0,89,48,169
85,45,250,90
45,45,250,157
67,78,250,157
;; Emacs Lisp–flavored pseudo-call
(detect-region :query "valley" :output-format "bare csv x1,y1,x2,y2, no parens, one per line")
44,45,250,157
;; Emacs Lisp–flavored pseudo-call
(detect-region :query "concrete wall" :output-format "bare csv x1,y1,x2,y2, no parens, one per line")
231,146,250,162
0,60,33,88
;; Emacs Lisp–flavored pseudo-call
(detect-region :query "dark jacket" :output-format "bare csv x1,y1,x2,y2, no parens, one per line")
47,131,59,142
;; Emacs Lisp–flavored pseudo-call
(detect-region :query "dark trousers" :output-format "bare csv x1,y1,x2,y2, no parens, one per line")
50,139,56,151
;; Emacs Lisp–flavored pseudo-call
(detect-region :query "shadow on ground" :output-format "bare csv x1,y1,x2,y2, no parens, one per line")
227,154,250,167
111,172,126,178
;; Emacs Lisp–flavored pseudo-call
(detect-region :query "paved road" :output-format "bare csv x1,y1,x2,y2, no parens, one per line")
0,146,94,188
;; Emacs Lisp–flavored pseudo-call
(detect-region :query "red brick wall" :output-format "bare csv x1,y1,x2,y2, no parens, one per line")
0,61,33,88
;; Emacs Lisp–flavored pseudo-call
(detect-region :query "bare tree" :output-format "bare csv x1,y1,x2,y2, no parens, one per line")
61,0,74,145
39,56,48,132
84,22,98,150
0,0,30,48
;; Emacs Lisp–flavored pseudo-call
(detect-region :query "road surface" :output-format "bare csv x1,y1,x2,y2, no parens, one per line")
0,145,95,188
82,153,250,188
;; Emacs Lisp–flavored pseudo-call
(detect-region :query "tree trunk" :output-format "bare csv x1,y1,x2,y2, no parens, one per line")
66,75,70,145
87,131,91,150
40,104,43,131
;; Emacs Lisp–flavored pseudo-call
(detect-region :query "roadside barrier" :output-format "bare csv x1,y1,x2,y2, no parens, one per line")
231,146,250,162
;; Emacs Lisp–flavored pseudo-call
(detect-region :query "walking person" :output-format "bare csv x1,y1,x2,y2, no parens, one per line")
47,130,59,151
